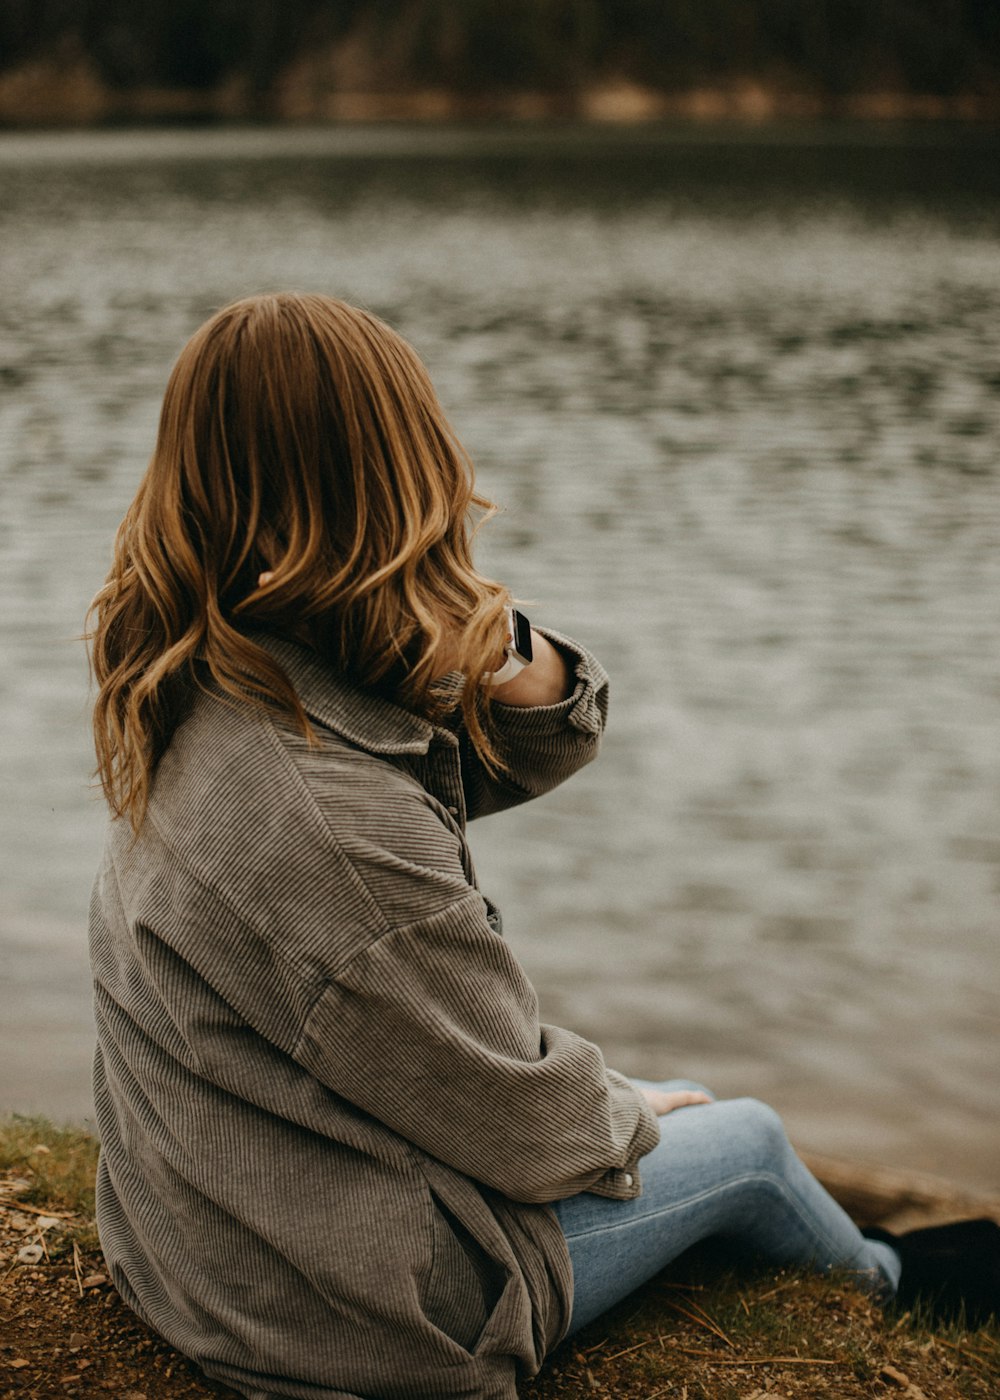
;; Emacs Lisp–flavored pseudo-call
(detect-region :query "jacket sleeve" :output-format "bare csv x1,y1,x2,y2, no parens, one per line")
293,891,660,1205
461,628,610,821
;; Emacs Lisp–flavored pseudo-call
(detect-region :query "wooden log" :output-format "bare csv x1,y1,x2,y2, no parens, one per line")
800,1150,1000,1233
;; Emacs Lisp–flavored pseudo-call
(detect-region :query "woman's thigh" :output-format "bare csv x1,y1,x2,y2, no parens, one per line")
554,1086,897,1335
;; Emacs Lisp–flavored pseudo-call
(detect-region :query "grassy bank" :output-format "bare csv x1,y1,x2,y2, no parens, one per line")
1,1114,997,1399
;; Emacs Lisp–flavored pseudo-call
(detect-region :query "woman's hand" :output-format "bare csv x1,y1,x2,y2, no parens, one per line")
639,1087,713,1116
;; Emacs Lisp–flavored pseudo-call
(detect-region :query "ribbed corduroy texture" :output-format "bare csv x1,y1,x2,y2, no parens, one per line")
89,630,661,1400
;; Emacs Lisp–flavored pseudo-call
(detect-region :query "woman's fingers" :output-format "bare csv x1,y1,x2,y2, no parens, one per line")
639,1088,713,1117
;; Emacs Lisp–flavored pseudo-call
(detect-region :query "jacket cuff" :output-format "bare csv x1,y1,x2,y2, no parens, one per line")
491,628,609,738
584,1075,661,1201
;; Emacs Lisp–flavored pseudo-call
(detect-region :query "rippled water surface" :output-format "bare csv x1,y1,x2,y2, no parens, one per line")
1,124,998,1189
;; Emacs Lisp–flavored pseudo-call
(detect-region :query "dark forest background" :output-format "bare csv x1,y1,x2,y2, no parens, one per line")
1,0,999,108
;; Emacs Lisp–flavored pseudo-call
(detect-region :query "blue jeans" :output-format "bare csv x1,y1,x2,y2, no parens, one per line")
554,1080,902,1336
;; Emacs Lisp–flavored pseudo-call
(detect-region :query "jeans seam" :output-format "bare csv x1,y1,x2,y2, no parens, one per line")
560,1168,852,1265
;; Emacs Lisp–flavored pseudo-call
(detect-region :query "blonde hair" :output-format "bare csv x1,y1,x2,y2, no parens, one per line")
88,293,510,828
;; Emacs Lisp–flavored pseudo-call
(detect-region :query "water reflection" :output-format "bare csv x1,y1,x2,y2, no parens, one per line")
0,124,997,1188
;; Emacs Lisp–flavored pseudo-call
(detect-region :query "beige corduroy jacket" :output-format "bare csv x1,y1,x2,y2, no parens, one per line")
89,630,661,1400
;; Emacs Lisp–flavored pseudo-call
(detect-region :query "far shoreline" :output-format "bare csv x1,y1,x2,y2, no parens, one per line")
2,113,999,167
2,63,1000,132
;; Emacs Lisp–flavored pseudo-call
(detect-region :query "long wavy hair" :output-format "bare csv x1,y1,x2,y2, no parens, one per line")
88,292,511,829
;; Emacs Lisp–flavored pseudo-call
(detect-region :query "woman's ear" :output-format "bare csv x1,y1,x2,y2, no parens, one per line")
258,571,276,588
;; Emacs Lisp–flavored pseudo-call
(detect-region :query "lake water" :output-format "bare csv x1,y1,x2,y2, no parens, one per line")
1,123,998,1191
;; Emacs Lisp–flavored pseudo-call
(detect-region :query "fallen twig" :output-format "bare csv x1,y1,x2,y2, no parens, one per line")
936,1336,998,1358
672,1345,841,1367
0,1199,76,1220
602,1337,659,1362
753,1279,798,1304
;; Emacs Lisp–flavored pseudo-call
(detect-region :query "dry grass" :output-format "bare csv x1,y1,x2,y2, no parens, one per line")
0,1116,99,1213
1,1115,997,1400
523,1247,1000,1399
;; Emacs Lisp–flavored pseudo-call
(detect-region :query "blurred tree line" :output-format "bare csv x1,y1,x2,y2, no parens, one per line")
1,0,998,98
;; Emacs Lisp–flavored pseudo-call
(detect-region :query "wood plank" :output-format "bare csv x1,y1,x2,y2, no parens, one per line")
800,1150,1000,1232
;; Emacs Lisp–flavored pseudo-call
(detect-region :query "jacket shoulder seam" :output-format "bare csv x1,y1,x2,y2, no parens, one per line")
259,715,394,951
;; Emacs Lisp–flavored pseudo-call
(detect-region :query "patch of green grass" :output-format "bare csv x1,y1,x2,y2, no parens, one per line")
0,1113,99,1217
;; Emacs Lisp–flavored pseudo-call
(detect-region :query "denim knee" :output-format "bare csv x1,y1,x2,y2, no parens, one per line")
724,1098,793,1170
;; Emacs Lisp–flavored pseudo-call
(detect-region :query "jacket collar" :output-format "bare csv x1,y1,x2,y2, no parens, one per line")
249,632,438,757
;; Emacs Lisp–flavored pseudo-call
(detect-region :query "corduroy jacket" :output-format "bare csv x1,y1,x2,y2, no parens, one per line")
89,629,661,1400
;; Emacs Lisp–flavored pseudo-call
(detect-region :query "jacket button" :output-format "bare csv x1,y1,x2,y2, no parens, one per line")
624,1173,634,1187
447,805,459,816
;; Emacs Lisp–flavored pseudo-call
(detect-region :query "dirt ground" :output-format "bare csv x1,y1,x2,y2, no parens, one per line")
2,1125,998,1400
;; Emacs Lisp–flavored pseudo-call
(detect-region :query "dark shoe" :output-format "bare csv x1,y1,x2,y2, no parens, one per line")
863,1218,1000,1327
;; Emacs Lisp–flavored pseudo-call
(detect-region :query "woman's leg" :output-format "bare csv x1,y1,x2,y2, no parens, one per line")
554,1084,901,1336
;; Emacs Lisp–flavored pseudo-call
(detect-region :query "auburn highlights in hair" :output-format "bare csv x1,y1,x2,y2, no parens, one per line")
88,292,511,828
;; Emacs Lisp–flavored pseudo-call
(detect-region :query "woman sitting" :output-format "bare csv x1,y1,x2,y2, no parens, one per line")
87,293,998,1400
